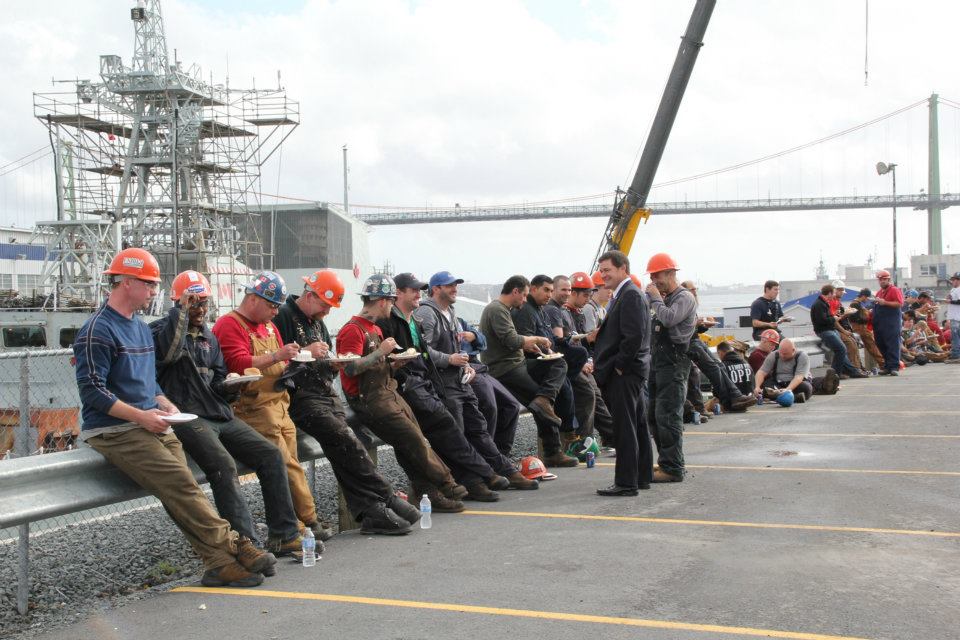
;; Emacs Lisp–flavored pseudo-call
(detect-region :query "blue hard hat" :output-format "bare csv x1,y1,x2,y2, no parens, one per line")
360,273,398,299
245,271,288,305
905,289,919,298
776,390,795,408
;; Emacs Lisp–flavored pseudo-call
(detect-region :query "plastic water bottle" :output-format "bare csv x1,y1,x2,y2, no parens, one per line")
301,528,316,567
692,411,701,425
419,494,432,529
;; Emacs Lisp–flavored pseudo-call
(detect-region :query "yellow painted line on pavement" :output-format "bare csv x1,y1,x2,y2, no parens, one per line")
803,409,956,415
171,587,872,640
593,462,960,477
461,510,960,539
687,431,960,439
838,393,957,397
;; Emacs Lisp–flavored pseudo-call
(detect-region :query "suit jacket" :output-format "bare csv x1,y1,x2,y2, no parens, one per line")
593,280,650,386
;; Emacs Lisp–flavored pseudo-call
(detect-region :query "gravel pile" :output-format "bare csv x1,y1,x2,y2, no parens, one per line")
0,417,538,639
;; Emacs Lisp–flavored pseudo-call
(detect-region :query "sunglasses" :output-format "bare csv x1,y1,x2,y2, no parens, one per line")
262,298,280,310
136,279,159,290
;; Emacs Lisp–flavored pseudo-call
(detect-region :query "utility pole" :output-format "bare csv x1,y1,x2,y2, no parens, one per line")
342,144,349,214
928,93,942,255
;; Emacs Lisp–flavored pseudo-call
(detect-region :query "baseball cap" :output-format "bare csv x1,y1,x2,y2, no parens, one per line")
918,290,933,299
858,288,872,297
951,271,960,280
393,273,428,291
760,328,781,345
831,279,846,289
428,271,464,288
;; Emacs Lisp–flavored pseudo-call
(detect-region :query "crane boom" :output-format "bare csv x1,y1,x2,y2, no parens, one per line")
592,0,716,271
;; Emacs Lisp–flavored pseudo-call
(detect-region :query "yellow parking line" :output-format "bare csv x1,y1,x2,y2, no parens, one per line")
687,431,960,439
593,462,960,477
170,587,871,640
461,510,960,539
803,410,956,415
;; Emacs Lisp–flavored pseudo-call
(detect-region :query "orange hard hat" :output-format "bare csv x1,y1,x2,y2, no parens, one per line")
591,271,604,286
645,252,679,275
875,270,891,279
760,329,781,344
570,271,596,291
303,269,345,308
629,273,642,287
170,270,212,300
519,455,548,480
104,248,161,282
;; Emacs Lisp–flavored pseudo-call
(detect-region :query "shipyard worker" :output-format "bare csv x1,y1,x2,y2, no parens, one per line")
871,270,904,375
211,271,333,543
946,272,960,363
716,341,754,398
414,271,537,489
75,249,271,588
812,284,868,379
585,271,609,329
680,280,755,413
545,275,571,339
753,338,839,401
592,250,652,496
644,253,696,483
830,282,868,374
480,275,578,467
748,329,781,372
378,272,510,501
750,280,788,341
274,269,418,534
455,315,523,457
848,288,885,371
151,270,304,555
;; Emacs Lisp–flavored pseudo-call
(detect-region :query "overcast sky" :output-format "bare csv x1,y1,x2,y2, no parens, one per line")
2,0,959,286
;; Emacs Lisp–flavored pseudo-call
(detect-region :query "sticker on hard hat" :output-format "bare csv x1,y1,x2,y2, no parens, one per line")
122,257,144,269
187,284,206,293
187,271,200,281
325,289,334,298
309,275,317,282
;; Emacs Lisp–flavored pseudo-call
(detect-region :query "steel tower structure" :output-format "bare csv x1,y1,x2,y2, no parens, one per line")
33,0,298,307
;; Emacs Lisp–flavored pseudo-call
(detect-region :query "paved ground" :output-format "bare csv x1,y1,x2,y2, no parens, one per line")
32,365,960,640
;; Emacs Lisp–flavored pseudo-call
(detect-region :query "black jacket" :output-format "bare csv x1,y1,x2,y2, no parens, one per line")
377,305,445,396
720,350,754,396
810,296,836,334
274,295,338,396
511,296,555,359
593,281,650,386
150,307,236,421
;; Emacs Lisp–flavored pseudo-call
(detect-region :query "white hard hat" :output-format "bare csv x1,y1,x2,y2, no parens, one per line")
831,279,846,289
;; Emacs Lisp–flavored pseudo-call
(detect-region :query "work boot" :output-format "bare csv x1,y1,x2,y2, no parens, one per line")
439,482,469,500
506,471,539,490
359,503,412,535
306,520,335,542
201,561,264,588
464,481,500,502
727,394,754,412
236,537,277,576
542,451,578,468
266,534,305,558
821,369,840,395
486,474,510,490
652,469,683,483
424,490,465,513
527,396,562,427
387,494,422,526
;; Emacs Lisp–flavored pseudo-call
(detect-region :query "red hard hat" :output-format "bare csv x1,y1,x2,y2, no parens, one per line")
629,273,642,287
570,271,596,290
760,329,781,344
303,269,345,308
170,270,212,300
519,455,548,480
875,270,891,279
591,271,604,287
645,252,679,275
103,248,161,282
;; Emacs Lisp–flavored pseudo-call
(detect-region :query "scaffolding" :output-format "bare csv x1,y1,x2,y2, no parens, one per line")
32,0,298,309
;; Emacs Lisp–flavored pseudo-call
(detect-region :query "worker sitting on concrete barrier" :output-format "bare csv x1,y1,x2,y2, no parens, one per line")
275,269,418,534
848,288,885,371
151,270,303,556
76,249,272,589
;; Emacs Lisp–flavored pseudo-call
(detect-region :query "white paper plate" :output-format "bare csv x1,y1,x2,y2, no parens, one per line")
162,412,198,423
292,355,315,363
537,353,563,361
326,356,361,364
389,352,420,361
223,374,263,386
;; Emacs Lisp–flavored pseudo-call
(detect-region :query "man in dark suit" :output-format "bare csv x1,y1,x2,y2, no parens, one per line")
592,250,652,496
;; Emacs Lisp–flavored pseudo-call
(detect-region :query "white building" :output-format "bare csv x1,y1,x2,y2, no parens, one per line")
0,226,51,295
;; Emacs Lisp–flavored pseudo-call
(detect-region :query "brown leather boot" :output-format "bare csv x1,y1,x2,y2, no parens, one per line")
527,396,562,426
507,471,539,490
464,481,500,502
236,537,278,576
201,561,264,588
439,482,469,500
542,452,579,468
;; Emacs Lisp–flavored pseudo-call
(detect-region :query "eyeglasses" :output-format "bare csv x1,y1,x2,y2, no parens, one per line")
262,298,280,310
190,300,210,310
137,279,159,290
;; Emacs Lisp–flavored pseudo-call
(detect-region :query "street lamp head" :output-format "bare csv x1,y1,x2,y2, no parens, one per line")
876,161,897,176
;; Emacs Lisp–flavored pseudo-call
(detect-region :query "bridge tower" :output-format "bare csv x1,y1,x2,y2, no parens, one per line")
928,93,942,255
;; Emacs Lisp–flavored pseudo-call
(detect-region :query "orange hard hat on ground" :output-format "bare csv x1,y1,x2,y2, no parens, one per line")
170,270,212,300
570,271,596,291
760,329,781,344
629,273,643,287
519,456,548,480
645,252,679,275
104,248,161,282
591,271,604,286
876,270,891,279
303,269,345,308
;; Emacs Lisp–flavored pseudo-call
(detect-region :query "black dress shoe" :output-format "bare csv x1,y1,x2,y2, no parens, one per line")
596,484,639,497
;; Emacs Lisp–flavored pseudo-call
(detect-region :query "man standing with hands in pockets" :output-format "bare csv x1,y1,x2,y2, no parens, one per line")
592,250,652,496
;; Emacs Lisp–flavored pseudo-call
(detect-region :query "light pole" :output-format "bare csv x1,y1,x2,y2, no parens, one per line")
876,162,898,285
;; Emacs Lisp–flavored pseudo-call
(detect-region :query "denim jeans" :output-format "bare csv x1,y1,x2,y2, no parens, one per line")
951,320,960,359
817,330,859,375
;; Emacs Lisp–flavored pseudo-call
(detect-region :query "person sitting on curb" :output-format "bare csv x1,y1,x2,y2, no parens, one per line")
710,341,755,413
748,328,782,373
848,288,885,372
811,283,867,380
151,270,303,556
753,338,839,403
76,249,272,588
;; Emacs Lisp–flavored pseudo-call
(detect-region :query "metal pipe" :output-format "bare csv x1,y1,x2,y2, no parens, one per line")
17,523,29,615
892,166,898,286
17,355,30,458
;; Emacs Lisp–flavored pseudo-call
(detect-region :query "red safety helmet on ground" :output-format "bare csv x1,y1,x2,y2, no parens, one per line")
519,456,548,480
629,273,643,287
875,269,891,279
570,271,596,291
303,269,345,308
760,329,781,345
591,271,604,287
170,270,212,300
103,248,161,282
645,252,679,275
